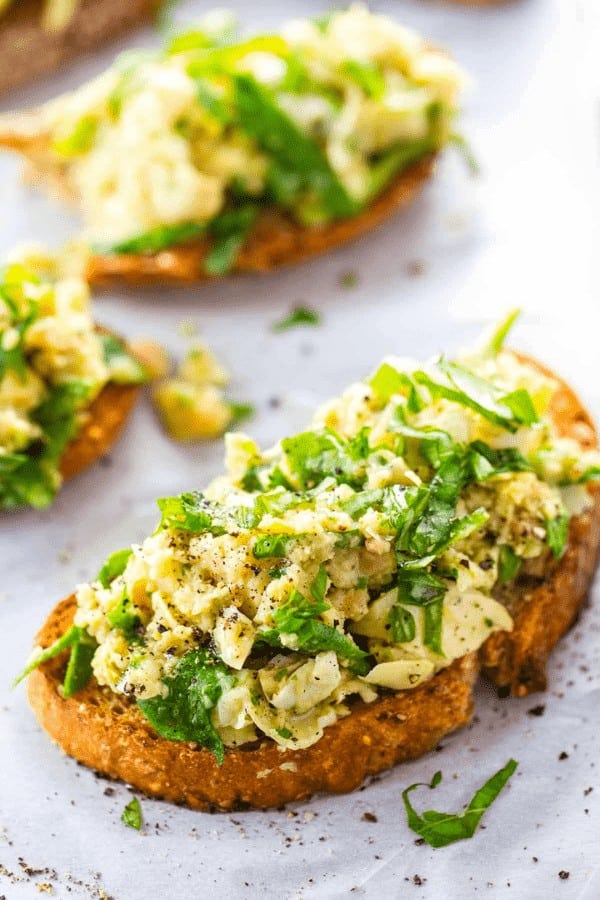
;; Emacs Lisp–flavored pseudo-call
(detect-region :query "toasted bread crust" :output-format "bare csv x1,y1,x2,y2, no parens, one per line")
59,381,140,480
0,0,158,96
85,156,436,287
480,354,600,696
28,595,477,810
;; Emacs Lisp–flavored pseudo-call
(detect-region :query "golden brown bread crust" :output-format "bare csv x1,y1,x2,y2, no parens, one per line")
86,156,437,288
0,0,159,96
26,352,600,808
59,381,140,480
28,595,478,810
480,354,600,696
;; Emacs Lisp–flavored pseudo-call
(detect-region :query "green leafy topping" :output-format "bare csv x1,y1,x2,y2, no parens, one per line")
402,759,518,848
52,116,98,156
233,73,357,221
204,204,258,276
310,565,328,604
545,512,569,559
157,492,226,534
13,624,96,698
121,797,142,831
448,132,480,176
227,400,255,426
257,589,369,675
341,60,385,98
369,362,423,407
389,605,416,643
272,306,321,332
106,593,141,636
62,630,96,698
97,548,133,588
498,545,521,584
281,428,370,490
96,222,206,256
487,309,520,355
137,649,234,763
253,533,297,559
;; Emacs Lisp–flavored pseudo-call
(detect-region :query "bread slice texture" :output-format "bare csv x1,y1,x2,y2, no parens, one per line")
0,0,159,96
85,156,437,288
59,381,140,480
28,595,478,810
481,355,600,696
0,107,436,287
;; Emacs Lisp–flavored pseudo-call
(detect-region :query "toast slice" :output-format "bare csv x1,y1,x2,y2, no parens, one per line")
59,380,140,480
0,105,436,288
25,353,600,809
0,0,159,96
481,355,600,695
28,595,478,811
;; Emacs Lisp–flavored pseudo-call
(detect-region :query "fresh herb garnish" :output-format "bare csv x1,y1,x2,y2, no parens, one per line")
253,533,297,559
137,649,234,763
96,222,206,256
13,624,96,698
204,204,258,276
281,428,370,491
256,589,369,675
545,512,569,559
402,759,518,848
272,306,321,332
157,492,226,534
121,797,142,831
498,545,521,583
97,548,133,588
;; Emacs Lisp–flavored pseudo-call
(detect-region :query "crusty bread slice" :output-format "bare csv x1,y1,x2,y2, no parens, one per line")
0,107,437,287
59,380,140,480
85,156,437,288
0,0,159,96
481,355,600,696
25,353,600,809
27,595,478,810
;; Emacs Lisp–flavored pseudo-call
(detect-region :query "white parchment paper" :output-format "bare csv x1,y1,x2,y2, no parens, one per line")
0,1,599,897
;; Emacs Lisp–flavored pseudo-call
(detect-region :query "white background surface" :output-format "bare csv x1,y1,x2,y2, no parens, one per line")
0,1,599,897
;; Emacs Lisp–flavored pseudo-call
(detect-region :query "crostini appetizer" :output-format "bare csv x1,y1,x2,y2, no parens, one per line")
0,247,145,509
0,5,464,286
0,0,162,96
19,317,600,808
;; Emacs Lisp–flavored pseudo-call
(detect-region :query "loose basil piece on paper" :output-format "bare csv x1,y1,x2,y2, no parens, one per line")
121,797,142,830
272,306,322,332
402,759,518,848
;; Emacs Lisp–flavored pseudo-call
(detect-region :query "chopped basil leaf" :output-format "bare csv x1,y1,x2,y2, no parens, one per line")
498,545,521,584
101,334,146,385
13,624,80,687
341,60,385,98
121,797,142,831
500,389,539,426
204,204,258,275
137,649,234,763
310,565,328,604
227,400,255,426
402,759,518,848
62,631,96,698
96,222,206,256
257,589,369,675
468,441,532,480
545,512,569,559
233,73,357,220
448,132,480,176
414,364,521,433
369,363,423,408
106,593,141,636
281,428,370,490
253,534,297,559
389,605,416,643
52,116,98,156
272,306,321,332
97,548,133,588
157,492,226,534
487,309,520,355
576,465,600,484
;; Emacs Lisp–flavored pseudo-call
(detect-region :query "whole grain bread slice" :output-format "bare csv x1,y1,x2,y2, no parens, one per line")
28,595,478,810
25,353,600,809
0,0,159,96
0,108,437,287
